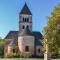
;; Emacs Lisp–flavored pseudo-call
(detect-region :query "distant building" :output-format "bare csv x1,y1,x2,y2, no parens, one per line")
4,3,43,57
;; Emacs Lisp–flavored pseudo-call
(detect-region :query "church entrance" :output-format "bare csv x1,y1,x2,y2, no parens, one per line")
25,46,29,52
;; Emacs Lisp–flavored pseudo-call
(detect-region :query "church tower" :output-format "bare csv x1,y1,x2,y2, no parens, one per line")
19,3,32,32
18,3,35,57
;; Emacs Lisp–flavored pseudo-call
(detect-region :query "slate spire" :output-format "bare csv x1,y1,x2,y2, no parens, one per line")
20,3,32,15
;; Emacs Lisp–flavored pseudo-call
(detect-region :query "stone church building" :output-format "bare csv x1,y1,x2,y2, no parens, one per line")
4,3,43,57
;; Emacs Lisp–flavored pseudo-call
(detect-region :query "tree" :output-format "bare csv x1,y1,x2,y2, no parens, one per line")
0,38,5,58
44,4,60,57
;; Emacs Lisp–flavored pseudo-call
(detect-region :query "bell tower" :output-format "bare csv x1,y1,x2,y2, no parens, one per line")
19,3,32,32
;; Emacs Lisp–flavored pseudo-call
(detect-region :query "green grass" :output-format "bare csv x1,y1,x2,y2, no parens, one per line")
0,58,43,60
0,58,60,60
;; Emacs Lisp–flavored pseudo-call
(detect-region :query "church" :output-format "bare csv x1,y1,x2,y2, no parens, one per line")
4,3,43,57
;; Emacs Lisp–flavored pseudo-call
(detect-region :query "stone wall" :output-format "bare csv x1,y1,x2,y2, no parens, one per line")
18,36,34,57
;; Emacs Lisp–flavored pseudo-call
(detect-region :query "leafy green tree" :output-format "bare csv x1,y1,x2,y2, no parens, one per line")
0,38,5,57
44,4,60,56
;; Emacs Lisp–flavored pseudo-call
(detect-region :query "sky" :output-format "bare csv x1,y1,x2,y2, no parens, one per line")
0,0,60,38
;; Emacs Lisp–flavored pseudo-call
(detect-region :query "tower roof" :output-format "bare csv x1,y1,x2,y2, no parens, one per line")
20,3,32,15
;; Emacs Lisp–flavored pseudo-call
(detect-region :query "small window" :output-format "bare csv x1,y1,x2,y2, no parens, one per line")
27,25,29,29
25,18,26,22
22,25,25,29
27,18,29,22
25,46,29,52
23,18,25,22
23,18,29,22
13,49,15,53
38,49,40,53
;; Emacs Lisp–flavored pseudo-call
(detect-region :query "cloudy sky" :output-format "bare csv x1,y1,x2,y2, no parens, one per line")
0,0,60,38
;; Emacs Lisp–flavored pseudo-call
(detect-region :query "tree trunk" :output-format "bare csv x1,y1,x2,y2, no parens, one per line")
44,43,51,60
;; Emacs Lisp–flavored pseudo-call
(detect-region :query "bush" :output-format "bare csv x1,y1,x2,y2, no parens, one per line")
7,52,20,58
0,39,4,58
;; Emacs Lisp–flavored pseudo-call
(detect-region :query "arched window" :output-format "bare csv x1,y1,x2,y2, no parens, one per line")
23,18,29,22
38,49,40,53
25,18,26,22
27,25,29,29
23,18,25,22
22,25,25,29
27,18,29,22
13,49,15,53
25,46,29,52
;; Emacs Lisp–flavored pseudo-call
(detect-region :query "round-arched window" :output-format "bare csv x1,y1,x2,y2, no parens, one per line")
25,46,29,52
38,49,40,53
27,25,29,29
27,18,29,22
25,18,26,22
22,25,25,29
23,18,25,22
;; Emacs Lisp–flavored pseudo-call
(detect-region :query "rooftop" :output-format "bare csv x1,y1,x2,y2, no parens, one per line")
20,3,32,15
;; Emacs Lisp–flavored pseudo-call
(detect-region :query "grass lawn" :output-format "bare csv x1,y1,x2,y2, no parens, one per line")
0,58,60,60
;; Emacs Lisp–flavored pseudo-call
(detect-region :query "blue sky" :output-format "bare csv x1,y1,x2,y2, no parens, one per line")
0,0,60,38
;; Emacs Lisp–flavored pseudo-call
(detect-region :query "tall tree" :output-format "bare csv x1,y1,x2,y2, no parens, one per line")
0,38,5,57
44,4,60,55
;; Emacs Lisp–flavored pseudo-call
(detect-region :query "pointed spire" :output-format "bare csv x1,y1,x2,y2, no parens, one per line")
20,3,32,15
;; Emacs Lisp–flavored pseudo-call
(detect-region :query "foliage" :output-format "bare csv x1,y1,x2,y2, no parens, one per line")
43,4,60,55
7,52,20,58
0,38,5,57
